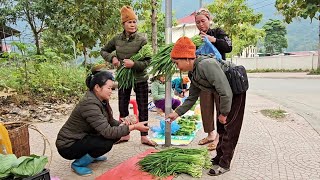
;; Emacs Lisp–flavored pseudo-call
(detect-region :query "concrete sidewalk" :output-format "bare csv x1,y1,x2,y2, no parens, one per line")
248,72,320,79
29,92,320,180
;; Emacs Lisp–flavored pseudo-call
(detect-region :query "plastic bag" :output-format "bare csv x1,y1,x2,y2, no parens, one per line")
195,36,222,61
151,119,180,134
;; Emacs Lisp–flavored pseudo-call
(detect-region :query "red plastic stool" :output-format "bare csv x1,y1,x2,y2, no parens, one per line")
119,99,139,122
130,99,139,119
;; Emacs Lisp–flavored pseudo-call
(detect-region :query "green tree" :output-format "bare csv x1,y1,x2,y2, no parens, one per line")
262,19,288,55
45,0,131,65
0,0,49,55
133,0,165,52
275,0,319,23
41,29,76,62
208,0,264,56
275,0,319,69
233,23,265,56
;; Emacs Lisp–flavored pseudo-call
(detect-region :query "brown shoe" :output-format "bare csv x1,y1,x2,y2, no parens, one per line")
198,137,214,145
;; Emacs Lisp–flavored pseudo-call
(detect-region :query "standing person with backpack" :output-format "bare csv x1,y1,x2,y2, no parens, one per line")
167,37,246,176
194,8,232,151
100,5,156,146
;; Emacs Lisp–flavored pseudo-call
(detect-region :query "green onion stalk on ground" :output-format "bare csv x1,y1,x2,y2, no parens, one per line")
137,147,211,178
115,44,153,89
148,35,203,77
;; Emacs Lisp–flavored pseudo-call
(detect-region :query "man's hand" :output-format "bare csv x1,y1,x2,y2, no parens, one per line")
218,114,227,124
166,112,179,122
112,57,120,67
123,59,134,68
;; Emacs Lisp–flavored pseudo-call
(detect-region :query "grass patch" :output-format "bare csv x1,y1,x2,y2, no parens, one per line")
260,109,287,119
308,68,320,75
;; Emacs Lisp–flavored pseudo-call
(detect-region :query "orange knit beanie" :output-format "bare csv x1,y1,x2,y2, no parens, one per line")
170,37,196,59
182,77,190,84
120,6,137,23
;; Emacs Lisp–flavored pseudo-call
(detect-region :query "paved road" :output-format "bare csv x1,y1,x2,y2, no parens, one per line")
27,73,320,179
249,78,320,134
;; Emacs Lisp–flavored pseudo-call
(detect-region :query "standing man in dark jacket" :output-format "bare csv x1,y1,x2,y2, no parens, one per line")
100,6,156,146
194,8,232,151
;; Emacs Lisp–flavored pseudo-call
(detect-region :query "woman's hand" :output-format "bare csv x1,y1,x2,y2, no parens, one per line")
112,57,120,67
166,112,179,122
132,121,149,132
218,114,227,124
121,119,132,126
123,59,134,68
200,31,216,43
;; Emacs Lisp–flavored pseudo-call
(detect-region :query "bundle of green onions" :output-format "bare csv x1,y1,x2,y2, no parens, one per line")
115,44,153,89
149,35,203,77
138,147,211,178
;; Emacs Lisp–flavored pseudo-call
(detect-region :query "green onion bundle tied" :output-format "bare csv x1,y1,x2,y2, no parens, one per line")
115,44,153,89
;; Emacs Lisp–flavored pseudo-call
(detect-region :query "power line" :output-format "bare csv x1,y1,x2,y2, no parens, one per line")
253,2,274,10
247,1,267,8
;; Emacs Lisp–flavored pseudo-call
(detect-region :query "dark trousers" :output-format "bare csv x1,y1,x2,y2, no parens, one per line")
213,92,246,169
200,91,219,133
57,135,119,160
118,81,149,136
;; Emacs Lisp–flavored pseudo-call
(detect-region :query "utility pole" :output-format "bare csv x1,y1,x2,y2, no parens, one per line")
199,0,203,8
164,0,172,147
318,15,320,69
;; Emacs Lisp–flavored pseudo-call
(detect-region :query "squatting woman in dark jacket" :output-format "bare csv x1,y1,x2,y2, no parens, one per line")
56,71,149,176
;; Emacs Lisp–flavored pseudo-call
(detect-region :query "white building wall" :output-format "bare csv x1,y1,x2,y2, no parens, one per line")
233,55,319,70
172,24,198,42
172,23,319,71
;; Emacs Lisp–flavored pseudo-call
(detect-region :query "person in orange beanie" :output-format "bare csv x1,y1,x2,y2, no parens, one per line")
100,6,156,146
172,76,190,98
167,36,246,176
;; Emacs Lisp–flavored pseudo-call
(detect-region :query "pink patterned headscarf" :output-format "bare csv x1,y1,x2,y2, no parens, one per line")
195,8,211,20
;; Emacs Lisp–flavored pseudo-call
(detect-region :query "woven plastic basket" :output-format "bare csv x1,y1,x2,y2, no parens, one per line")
4,122,30,157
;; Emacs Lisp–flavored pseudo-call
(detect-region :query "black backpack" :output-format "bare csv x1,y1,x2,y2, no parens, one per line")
221,61,249,95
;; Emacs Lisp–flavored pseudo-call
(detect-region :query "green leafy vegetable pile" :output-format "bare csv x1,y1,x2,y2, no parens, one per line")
0,154,48,179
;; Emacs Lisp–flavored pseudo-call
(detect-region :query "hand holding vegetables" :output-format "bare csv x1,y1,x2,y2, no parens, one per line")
112,57,120,67
123,59,134,68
